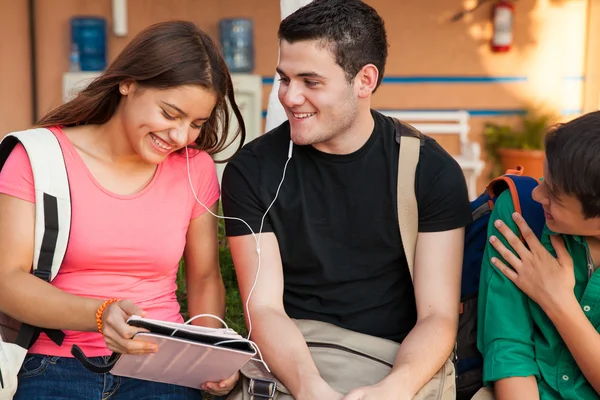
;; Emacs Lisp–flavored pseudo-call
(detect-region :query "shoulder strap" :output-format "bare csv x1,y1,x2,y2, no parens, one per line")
0,128,71,348
393,119,422,281
488,174,544,240
0,128,71,283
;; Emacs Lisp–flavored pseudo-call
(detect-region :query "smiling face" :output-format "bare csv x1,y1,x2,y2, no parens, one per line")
277,39,362,149
118,83,217,164
532,160,600,236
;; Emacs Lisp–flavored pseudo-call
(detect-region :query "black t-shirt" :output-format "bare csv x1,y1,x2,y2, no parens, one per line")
221,110,472,342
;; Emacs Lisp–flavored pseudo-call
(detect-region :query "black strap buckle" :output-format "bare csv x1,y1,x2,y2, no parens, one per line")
248,378,277,399
33,268,51,282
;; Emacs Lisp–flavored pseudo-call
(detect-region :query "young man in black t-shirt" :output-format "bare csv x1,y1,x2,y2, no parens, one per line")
221,1,472,399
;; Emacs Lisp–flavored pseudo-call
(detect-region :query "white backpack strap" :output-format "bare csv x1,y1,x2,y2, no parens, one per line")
0,128,71,282
393,119,421,281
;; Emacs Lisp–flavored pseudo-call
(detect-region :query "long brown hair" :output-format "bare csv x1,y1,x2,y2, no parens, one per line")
37,21,245,159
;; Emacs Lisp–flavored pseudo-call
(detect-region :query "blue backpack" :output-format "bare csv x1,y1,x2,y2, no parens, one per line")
455,171,545,400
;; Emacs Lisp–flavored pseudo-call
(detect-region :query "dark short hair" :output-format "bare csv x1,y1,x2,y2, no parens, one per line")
545,110,600,218
37,21,244,158
278,0,388,91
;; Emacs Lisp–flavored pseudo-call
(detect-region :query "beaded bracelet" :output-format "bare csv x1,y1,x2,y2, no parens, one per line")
95,298,119,333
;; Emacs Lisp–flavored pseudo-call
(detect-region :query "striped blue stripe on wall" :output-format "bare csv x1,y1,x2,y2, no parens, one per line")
260,109,582,118
261,76,584,85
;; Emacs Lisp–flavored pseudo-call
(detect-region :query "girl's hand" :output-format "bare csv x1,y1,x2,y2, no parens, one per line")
101,299,158,355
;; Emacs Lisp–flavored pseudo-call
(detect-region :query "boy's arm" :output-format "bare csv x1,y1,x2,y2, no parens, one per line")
495,377,540,400
370,228,466,398
222,155,343,400
477,191,540,397
228,233,343,400
542,294,600,394
343,228,467,400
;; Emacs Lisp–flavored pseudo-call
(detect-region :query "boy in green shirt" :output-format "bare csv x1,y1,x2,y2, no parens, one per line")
478,111,600,399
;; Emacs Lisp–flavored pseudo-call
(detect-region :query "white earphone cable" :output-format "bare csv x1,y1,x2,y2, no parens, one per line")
184,142,293,373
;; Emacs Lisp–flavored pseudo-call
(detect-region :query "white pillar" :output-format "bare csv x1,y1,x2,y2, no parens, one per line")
264,0,314,133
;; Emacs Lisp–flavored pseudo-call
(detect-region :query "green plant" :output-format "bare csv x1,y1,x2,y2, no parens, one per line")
483,108,554,177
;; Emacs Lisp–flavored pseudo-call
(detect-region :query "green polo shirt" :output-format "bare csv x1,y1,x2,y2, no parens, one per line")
477,190,600,399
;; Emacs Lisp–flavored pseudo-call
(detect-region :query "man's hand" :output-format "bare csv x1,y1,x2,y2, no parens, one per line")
342,381,410,400
297,376,344,400
201,371,239,396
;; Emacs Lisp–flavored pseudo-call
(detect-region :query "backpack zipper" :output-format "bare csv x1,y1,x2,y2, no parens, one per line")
306,342,393,368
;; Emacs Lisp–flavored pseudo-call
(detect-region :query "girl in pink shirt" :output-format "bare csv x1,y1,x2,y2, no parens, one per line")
0,21,245,399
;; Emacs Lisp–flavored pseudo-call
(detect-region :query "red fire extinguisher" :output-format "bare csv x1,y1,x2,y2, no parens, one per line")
491,0,514,52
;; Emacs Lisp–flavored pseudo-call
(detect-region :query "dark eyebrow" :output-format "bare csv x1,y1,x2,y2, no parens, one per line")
276,67,325,80
161,101,209,121
299,72,326,79
161,101,187,117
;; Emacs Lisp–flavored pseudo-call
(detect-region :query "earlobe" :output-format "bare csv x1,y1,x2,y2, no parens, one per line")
119,80,134,96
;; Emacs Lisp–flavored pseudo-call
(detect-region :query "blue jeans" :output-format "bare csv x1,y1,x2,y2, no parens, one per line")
14,354,204,399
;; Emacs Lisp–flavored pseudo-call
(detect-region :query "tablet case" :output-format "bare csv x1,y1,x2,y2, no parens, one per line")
72,316,256,389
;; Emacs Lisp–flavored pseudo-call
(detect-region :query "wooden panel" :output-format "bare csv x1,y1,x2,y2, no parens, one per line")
0,0,588,194
583,0,600,112
0,0,32,134
33,0,281,119
35,0,112,118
